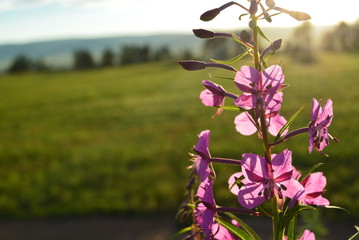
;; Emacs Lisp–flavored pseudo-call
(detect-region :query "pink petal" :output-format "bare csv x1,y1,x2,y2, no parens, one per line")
228,172,243,195
302,172,327,194
271,149,292,180
234,112,257,136
195,156,210,182
281,178,305,200
318,99,333,126
299,230,315,240
241,153,269,181
234,94,256,110
234,66,258,93
200,89,224,107
194,130,211,159
196,178,215,205
303,195,329,206
261,65,284,93
268,114,287,137
237,182,266,209
311,98,321,122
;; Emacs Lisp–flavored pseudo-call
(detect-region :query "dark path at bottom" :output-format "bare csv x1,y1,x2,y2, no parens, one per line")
0,215,356,240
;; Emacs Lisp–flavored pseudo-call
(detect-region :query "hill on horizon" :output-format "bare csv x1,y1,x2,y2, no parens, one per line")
0,26,332,71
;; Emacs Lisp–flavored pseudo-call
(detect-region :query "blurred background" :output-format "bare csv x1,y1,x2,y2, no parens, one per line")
0,0,358,239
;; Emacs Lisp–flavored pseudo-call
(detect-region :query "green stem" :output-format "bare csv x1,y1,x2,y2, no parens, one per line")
251,16,261,71
272,197,280,240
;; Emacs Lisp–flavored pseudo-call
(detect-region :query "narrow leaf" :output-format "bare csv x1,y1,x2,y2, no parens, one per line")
218,218,253,240
217,106,244,112
210,52,248,65
168,226,192,240
232,34,249,49
224,212,262,240
298,163,324,182
348,226,359,240
257,26,270,42
287,216,297,240
275,105,305,142
279,205,317,232
322,205,350,214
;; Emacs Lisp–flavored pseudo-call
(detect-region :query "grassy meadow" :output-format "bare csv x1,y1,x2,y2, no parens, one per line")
0,53,358,220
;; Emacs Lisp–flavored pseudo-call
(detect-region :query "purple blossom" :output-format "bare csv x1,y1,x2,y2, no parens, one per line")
299,230,316,240
195,178,216,240
309,98,333,153
283,229,315,240
300,172,329,206
195,178,240,240
193,130,212,182
200,80,227,117
234,65,284,110
237,149,304,209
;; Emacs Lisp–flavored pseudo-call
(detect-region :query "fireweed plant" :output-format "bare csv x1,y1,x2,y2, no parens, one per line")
174,1,356,240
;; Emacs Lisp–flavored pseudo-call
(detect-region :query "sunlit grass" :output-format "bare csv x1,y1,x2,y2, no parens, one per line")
0,53,357,219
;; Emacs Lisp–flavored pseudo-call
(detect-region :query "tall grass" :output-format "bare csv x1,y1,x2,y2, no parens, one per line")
0,53,357,219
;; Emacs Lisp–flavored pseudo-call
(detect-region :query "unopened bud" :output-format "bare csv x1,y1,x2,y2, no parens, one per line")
249,0,258,15
248,20,253,29
266,0,275,8
289,11,311,21
200,8,220,21
272,39,282,50
178,60,206,71
240,30,251,43
193,29,215,39
264,12,272,22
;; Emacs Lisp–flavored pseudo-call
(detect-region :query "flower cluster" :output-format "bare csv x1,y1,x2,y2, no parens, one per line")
176,1,340,240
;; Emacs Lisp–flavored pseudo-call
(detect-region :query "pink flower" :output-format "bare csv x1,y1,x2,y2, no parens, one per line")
237,149,304,209
299,230,315,240
234,110,287,136
195,178,216,240
283,230,315,240
309,98,333,153
300,172,329,206
193,130,212,182
234,65,284,110
200,80,226,107
195,178,240,240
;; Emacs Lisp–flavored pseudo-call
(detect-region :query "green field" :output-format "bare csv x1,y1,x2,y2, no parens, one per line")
0,53,358,219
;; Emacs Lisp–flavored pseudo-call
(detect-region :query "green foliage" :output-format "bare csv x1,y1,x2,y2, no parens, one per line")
0,53,358,219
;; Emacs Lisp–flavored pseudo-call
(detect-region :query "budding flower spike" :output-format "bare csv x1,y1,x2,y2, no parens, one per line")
175,1,345,240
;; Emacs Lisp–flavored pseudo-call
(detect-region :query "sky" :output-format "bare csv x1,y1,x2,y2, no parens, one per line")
0,0,358,44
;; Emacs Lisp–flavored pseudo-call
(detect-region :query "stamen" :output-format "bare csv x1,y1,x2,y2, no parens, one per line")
280,184,287,191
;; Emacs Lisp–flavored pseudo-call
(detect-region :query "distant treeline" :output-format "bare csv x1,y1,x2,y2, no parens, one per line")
6,20,359,73
6,44,192,73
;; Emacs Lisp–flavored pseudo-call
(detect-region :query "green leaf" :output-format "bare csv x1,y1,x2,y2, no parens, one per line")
224,212,262,240
322,205,350,214
218,218,253,240
232,34,249,48
239,13,249,20
256,26,270,42
298,163,324,182
211,51,249,65
168,226,192,240
348,226,359,240
275,105,305,142
217,106,244,112
286,216,297,240
279,205,317,234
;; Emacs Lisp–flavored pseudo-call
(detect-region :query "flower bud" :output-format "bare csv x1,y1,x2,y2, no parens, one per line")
178,60,206,71
200,8,220,21
264,12,272,22
249,0,258,15
193,29,215,39
248,20,253,29
240,30,251,43
272,39,282,50
289,11,311,21
265,0,275,8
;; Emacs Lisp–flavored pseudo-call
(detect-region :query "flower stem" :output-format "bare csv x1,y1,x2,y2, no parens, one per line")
272,197,280,240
